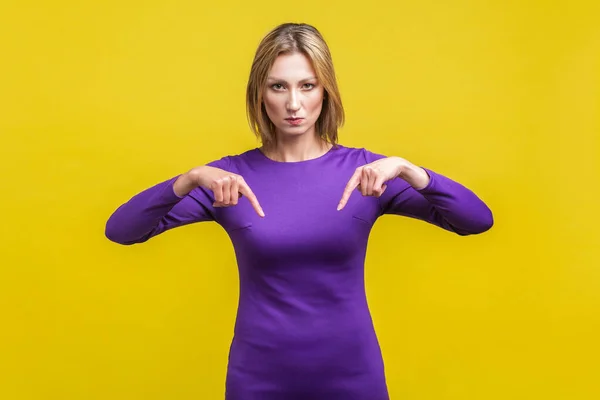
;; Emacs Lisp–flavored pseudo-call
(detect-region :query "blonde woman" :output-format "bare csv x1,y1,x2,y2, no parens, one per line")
106,22,493,400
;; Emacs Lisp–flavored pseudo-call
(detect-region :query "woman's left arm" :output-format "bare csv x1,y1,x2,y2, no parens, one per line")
338,149,494,236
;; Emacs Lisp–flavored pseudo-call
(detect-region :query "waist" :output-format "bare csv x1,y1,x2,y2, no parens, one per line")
236,305,373,343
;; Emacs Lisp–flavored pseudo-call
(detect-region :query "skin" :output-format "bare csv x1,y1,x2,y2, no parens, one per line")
173,51,430,216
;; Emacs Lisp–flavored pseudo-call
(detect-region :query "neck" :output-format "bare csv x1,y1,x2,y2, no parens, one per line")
261,133,332,162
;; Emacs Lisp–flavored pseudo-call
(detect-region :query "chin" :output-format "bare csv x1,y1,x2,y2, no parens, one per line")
277,126,311,136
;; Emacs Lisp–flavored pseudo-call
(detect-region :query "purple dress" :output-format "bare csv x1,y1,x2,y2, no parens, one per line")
105,145,493,399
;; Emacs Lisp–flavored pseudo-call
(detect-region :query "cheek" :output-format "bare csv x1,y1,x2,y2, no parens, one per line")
263,92,285,109
262,94,280,117
307,92,324,114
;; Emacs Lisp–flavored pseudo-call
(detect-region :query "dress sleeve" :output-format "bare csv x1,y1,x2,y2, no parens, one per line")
105,156,230,245
363,149,493,236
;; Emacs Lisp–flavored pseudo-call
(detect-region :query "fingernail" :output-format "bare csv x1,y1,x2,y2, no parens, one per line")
337,204,342,211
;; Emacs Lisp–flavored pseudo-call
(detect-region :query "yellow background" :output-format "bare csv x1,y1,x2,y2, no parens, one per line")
1,0,599,399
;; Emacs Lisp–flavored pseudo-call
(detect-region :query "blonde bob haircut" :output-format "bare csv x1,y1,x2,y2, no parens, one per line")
246,23,345,147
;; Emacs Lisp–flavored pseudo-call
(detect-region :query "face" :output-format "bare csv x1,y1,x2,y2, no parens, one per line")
263,52,325,140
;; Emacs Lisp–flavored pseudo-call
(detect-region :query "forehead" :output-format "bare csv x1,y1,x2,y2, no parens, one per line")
268,52,316,80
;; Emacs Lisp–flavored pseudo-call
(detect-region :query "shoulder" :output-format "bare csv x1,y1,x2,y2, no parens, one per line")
329,144,388,164
204,148,262,173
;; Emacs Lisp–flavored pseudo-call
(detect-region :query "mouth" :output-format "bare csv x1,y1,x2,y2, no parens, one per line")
285,117,304,125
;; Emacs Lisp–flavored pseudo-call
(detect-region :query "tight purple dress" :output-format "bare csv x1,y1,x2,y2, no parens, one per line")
105,145,493,399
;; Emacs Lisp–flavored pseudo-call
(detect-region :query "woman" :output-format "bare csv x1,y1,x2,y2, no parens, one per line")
106,22,493,400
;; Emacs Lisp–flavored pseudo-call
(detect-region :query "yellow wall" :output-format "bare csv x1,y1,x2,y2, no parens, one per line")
1,1,598,399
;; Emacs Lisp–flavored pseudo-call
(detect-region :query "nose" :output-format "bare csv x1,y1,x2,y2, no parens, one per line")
286,89,301,112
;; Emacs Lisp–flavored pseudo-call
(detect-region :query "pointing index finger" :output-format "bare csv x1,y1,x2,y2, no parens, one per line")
238,182,265,217
337,169,362,211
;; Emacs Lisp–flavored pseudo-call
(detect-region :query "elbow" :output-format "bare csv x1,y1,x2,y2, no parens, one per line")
467,207,494,235
474,209,494,234
105,219,138,245
105,224,129,245
455,207,494,236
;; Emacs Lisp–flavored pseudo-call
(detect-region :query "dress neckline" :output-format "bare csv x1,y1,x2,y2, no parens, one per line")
254,144,340,165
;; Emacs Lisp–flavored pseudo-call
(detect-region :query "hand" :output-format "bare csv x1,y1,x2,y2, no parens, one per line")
337,156,429,211
176,166,265,217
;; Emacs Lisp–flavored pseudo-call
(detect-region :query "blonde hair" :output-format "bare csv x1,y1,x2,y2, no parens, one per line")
246,23,345,147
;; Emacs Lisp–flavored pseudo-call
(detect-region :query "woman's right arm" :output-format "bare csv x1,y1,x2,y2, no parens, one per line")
105,170,218,245
105,157,264,245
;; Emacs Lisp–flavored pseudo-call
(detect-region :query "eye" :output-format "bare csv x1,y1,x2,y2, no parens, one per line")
271,83,285,91
303,83,315,90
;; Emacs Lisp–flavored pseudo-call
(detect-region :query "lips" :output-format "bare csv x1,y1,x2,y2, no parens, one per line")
285,117,304,126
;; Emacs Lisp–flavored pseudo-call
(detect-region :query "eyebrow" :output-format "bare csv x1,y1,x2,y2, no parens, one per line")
266,76,317,83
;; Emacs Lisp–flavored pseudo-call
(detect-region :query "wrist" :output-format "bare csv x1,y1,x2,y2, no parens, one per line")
398,163,430,190
173,171,199,197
